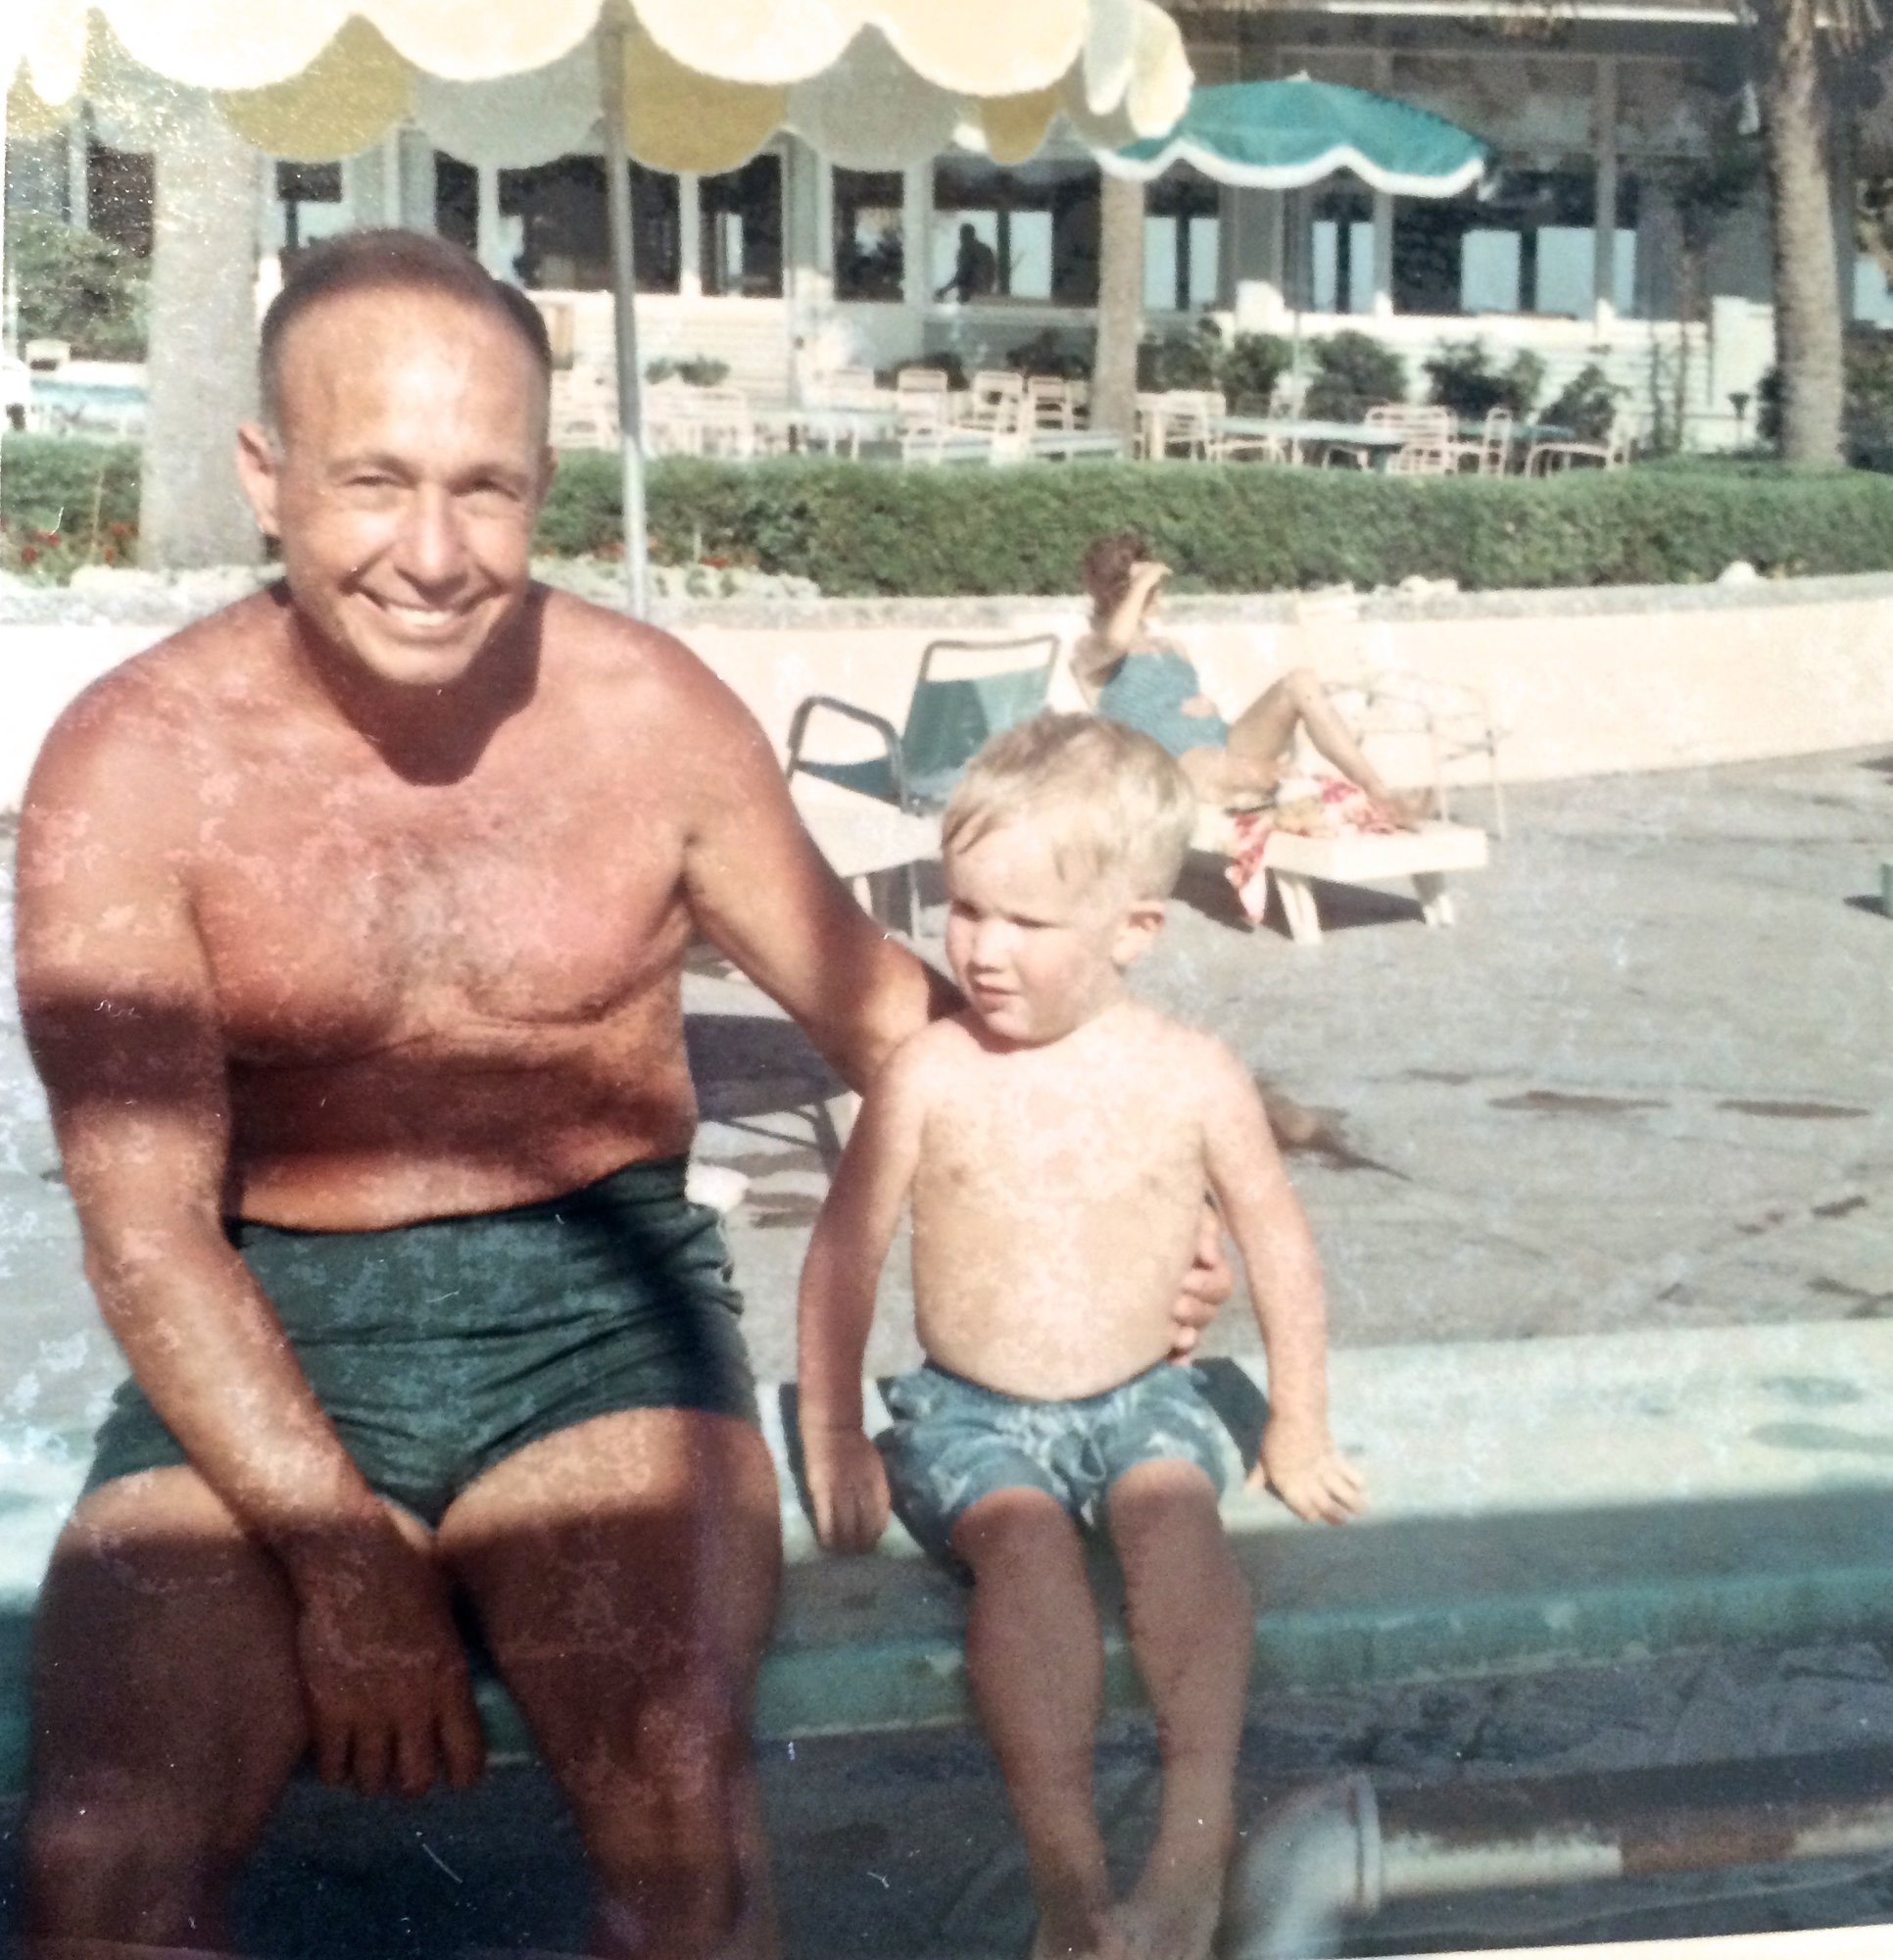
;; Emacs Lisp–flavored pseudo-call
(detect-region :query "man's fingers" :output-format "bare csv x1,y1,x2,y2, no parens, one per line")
439,1680,488,1791
351,1720,394,1798
311,1709,352,1788
393,1709,437,1799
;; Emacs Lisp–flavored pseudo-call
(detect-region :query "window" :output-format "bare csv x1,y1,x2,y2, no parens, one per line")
274,161,343,257
1142,168,1220,314
1308,185,1374,316
702,155,783,298
834,169,904,302
497,158,679,293
1392,166,1639,318
931,155,1100,305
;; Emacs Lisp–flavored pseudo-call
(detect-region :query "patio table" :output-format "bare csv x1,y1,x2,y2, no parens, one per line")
752,404,903,456
1214,416,1408,468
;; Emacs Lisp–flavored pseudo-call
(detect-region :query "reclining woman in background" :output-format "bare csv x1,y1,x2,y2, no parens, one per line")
1070,529,1429,829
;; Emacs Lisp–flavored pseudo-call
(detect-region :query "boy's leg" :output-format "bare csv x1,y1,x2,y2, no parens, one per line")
1104,1460,1252,1960
950,1489,1126,1960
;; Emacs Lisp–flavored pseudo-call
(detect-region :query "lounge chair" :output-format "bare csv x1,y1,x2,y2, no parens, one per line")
785,634,1061,815
785,634,1061,936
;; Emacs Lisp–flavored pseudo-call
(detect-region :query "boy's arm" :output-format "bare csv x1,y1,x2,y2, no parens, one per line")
1198,1045,1367,1526
797,1046,929,1553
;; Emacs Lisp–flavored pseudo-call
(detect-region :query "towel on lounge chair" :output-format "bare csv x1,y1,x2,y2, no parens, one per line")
1226,773,1399,923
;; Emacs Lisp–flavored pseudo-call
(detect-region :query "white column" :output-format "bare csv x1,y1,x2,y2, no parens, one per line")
1372,50,1395,318
398,128,439,232
679,172,703,297
475,163,506,276
902,161,930,299
256,151,283,256
814,151,835,277
1592,56,1619,334
380,128,403,224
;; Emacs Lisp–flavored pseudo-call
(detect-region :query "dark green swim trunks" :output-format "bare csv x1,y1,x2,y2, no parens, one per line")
83,1154,759,1526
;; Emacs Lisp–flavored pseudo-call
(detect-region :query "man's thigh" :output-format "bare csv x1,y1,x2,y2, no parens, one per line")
437,1407,782,1745
31,1467,308,1826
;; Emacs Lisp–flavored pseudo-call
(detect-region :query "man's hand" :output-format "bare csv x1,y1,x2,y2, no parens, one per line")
1168,1201,1232,1360
288,1512,485,1798
1252,1420,1367,1526
801,1423,891,1554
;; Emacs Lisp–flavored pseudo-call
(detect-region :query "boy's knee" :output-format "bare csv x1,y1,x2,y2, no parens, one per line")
950,1486,1075,1572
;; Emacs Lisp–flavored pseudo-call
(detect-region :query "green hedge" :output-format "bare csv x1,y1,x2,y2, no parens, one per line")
549,452,1893,594
14,436,1893,594
2,435,142,542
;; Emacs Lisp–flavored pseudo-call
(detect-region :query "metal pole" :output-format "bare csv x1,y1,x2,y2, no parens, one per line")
596,15,649,617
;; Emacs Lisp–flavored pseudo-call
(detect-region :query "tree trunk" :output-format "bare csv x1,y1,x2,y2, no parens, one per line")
1092,173,1144,445
140,99,264,568
1760,0,1846,468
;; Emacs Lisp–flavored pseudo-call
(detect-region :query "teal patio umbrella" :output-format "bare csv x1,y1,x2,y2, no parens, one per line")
1105,74,1491,196
1100,75,1492,402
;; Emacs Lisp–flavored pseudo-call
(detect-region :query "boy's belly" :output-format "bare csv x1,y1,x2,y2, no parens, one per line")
911,1237,1198,1401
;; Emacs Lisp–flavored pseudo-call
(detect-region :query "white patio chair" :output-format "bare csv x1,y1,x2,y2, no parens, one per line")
1025,374,1075,431
1385,440,1453,474
962,370,1025,432
1527,422,1631,474
1447,406,1514,475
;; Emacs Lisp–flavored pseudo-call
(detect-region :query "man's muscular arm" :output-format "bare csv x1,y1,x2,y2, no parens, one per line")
671,657,956,1087
15,692,482,1796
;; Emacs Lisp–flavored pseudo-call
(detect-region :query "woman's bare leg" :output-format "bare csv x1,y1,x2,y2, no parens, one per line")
952,1490,1128,1960
1225,668,1428,823
1105,1461,1251,1960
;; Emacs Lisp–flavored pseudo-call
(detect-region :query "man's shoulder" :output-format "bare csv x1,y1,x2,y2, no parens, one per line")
533,586,746,724
34,590,282,779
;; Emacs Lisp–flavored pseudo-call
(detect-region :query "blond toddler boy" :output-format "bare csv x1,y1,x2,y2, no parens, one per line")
797,711,1365,1960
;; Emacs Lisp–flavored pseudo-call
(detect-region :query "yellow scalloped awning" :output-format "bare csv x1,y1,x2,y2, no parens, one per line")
3,1,1191,171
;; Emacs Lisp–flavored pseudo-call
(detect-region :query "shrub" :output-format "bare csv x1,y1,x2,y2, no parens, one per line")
1302,330,1407,420
0,436,142,570
1137,318,1222,392
1217,332,1294,412
1424,339,1546,419
537,453,1893,596
1757,328,1893,470
1542,364,1626,444
10,215,149,362
1001,329,1092,381
646,356,731,387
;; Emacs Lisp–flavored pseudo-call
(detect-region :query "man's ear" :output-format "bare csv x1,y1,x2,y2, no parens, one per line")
234,422,282,541
1112,898,1167,969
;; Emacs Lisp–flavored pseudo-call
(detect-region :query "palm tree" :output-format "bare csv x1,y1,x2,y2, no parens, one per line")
1754,0,1854,467
139,98,264,568
1092,173,1145,446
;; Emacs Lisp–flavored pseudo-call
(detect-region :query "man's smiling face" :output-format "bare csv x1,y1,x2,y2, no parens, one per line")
241,285,554,692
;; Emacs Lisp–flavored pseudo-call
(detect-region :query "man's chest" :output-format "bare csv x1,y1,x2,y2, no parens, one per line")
187,781,689,1058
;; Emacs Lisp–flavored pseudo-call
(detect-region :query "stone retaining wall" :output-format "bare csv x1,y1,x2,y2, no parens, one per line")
5,572,1892,809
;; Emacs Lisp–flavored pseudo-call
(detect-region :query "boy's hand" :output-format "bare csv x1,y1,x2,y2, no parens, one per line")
1252,1421,1366,1525
801,1424,892,1553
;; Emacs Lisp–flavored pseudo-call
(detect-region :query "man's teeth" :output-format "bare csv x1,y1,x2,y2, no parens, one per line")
380,600,460,625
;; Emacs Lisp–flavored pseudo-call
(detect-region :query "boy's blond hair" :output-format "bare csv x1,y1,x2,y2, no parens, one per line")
942,712,1197,901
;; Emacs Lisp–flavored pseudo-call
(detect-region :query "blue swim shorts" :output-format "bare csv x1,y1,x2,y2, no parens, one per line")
877,1358,1238,1570
82,1154,758,1527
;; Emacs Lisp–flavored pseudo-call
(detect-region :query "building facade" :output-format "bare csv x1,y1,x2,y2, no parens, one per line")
8,0,1892,449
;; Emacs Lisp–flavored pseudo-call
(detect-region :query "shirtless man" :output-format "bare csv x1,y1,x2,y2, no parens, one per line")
16,232,1221,1960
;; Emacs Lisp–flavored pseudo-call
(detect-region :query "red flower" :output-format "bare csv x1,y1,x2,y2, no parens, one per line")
101,546,117,564
21,545,38,565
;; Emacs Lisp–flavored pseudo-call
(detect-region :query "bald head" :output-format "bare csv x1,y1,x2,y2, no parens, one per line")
259,228,552,439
